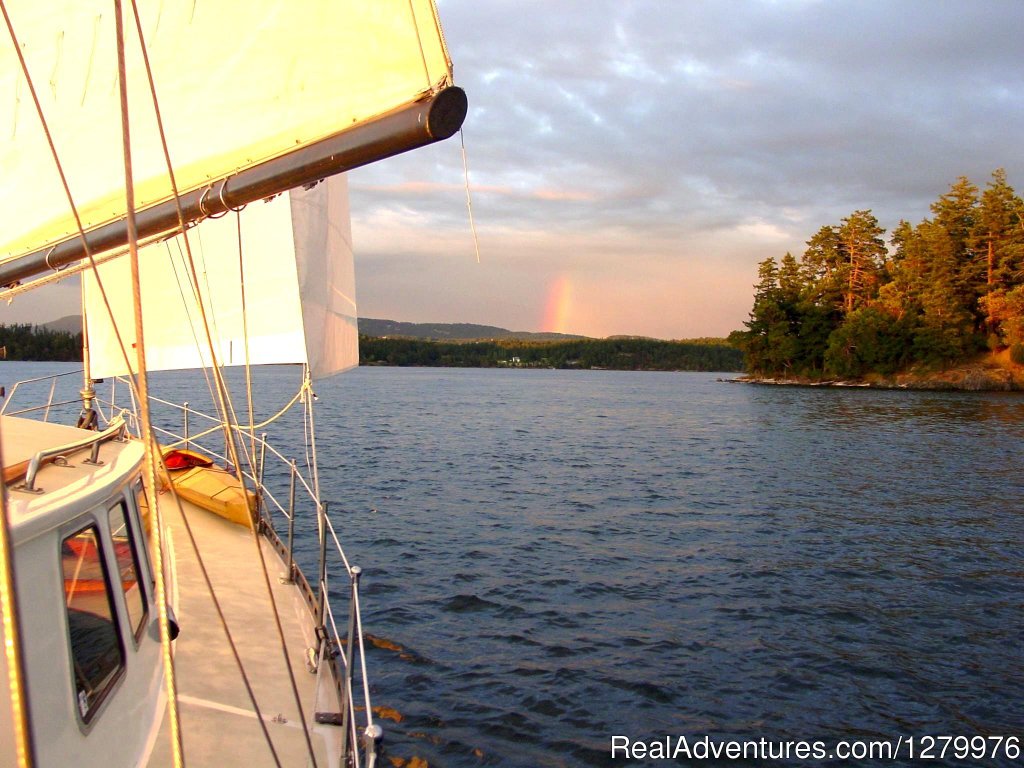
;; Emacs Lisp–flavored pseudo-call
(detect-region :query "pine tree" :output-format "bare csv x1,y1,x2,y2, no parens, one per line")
837,210,887,314
972,169,1024,343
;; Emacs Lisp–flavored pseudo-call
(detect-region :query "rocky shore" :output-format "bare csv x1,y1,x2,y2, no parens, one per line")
728,352,1024,392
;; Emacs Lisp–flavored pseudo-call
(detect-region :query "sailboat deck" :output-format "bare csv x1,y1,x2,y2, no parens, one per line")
147,496,341,768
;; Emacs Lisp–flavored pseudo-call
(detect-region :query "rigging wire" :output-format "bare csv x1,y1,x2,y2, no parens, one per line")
406,0,432,92
112,3,185,764
236,211,258,474
425,0,452,76
226,215,322,768
165,237,221,412
0,3,175,764
125,1,318,764
460,129,481,264
0,3,141,402
120,0,243,493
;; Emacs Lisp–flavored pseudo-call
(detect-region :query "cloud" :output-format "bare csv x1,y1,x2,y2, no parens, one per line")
344,0,1024,338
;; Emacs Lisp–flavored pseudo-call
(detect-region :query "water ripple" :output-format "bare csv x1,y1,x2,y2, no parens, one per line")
133,366,1024,767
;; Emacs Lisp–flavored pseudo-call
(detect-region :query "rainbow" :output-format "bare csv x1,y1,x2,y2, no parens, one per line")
541,274,573,334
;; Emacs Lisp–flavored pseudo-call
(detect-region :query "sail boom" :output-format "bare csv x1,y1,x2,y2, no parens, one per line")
0,86,466,288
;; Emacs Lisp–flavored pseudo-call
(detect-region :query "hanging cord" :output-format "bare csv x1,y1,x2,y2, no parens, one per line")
123,0,242,491
303,365,321,502
125,1,318,764
164,377,312,450
165,237,221,412
237,211,257,472
460,129,481,264
113,3,185,765
302,378,313,483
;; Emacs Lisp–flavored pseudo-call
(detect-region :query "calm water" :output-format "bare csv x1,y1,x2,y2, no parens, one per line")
3,364,1022,766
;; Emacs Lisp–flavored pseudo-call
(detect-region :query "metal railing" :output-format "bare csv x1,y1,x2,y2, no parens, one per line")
3,370,381,768
107,385,383,768
19,416,128,493
1,368,84,421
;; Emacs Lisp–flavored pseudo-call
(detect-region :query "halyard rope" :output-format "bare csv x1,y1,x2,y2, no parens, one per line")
113,3,186,764
125,1,318,763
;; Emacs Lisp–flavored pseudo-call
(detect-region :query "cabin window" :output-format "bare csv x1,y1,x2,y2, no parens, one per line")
62,525,125,722
108,501,148,640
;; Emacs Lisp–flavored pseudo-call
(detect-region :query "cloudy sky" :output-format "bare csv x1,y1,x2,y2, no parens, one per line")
6,0,1024,340
349,0,1024,339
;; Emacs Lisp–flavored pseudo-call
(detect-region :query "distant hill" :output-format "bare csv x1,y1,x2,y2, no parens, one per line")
41,315,83,334
36,314,731,347
35,314,585,342
358,318,587,341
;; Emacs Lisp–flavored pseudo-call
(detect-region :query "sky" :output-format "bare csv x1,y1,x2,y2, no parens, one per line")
5,0,1024,340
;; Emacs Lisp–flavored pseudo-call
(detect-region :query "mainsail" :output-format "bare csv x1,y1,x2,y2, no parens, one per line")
83,175,358,380
0,2,464,766
0,0,456,270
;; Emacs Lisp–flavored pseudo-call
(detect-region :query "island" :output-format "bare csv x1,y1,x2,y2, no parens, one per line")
728,170,1024,390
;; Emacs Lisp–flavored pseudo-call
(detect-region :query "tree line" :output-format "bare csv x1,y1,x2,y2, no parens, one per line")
0,324,83,361
730,170,1024,378
0,323,744,372
360,336,744,372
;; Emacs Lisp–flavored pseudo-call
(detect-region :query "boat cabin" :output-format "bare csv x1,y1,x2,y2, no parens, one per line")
0,415,166,767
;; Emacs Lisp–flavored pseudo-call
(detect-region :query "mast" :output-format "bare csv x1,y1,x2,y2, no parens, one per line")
0,87,466,289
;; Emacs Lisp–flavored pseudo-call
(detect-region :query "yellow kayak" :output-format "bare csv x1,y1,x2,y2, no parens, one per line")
161,448,257,528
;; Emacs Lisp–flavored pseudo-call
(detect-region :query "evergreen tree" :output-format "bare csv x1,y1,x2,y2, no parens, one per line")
837,210,887,313
734,170,1022,379
973,169,1024,343
801,224,845,311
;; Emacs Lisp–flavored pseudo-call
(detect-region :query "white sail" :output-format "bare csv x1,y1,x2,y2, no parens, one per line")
83,175,358,380
0,0,451,262
291,175,360,380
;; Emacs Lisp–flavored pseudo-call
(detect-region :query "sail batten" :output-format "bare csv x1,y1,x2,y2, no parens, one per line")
1,0,457,269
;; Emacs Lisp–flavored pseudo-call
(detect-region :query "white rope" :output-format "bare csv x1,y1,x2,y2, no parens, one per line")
461,129,481,264
305,366,322,503
236,210,258,476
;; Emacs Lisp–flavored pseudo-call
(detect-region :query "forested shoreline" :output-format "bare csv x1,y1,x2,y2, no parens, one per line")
360,336,744,371
0,323,743,372
730,170,1024,381
0,324,82,362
